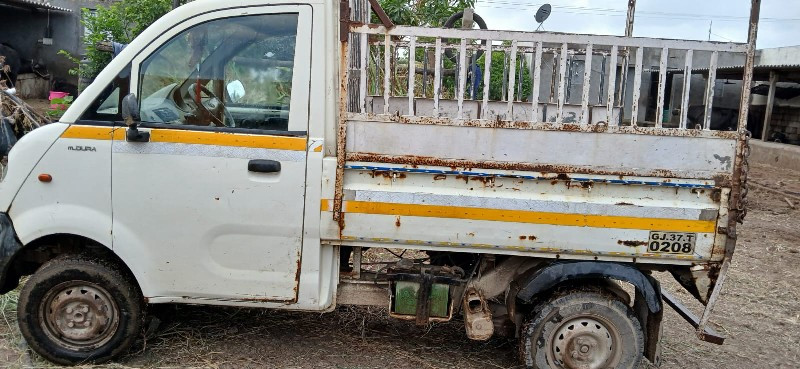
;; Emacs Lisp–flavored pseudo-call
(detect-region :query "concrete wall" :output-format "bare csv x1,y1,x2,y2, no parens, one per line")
757,105,800,144
751,139,800,172
757,46,800,66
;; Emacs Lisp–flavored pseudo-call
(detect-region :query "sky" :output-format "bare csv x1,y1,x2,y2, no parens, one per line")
473,0,800,49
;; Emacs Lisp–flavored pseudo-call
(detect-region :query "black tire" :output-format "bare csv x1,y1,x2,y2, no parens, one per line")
17,254,144,365
519,288,644,369
443,11,489,63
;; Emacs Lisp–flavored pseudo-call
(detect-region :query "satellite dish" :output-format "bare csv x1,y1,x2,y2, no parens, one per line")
535,4,552,24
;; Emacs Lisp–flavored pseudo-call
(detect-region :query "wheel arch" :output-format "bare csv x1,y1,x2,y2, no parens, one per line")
516,261,662,313
1,233,141,297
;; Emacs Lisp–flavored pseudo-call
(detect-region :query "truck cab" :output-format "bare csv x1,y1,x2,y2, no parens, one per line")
0,0,759,368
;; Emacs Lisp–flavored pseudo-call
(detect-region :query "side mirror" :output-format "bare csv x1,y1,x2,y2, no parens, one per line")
226,80,246,103
121,93,149,142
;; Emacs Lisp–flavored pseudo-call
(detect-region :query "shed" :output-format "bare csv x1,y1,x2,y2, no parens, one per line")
0,0,114,98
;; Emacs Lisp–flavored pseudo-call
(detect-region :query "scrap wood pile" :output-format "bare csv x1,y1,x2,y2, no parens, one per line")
0,89,51,160
0,54,50,159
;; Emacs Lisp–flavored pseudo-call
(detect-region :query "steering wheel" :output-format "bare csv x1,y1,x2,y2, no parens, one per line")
186,83,236,127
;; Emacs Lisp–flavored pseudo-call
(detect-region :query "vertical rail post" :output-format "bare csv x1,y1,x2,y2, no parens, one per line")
481,41,493,119
556,43,568,124
655,47,669,128
333,1,354,224
580,43,593,125
631,47,644,127
606,45,618,125
762,70,777,140
506,40,518,120
679,50,694,129
359,32,368,113
407,36,416,116
697,0,761,344
457,38,468,119
433,37,442,117
617,0,637,107
531,42,543,122
383,33,391,114
703,51,719,130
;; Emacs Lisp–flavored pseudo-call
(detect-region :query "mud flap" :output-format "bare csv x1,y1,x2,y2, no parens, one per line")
634,280,663,367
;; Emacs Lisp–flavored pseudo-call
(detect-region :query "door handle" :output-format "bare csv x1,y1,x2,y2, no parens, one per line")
248,159,281,173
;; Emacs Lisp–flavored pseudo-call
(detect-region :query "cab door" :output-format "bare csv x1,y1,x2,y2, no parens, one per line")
111,6,312,302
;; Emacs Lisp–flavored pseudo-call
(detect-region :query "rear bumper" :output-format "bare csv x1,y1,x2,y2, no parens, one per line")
0,213,22,294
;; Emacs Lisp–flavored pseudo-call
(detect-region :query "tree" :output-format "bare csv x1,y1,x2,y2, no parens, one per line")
60,0,175,79
374,0,528,102
377,0,476,27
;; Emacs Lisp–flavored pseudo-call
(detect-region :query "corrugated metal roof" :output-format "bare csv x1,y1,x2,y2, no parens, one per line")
0,0,72,12
692,64,800,73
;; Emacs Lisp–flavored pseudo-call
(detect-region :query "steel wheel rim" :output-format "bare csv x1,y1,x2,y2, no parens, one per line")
547,315,622,369
39,281,120,351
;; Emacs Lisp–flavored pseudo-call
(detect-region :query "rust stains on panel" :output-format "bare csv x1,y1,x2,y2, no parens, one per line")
616,202,634,206
370,170,408,180
618,240,648,247
293,250,302,298
433,174,447,180
334,41,349,231
395,216,402,227
349,113,740,140
519,235,538,240
346,152,705,179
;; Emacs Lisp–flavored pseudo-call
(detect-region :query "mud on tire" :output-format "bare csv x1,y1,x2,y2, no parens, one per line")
519,288,644,369
17,254,144,365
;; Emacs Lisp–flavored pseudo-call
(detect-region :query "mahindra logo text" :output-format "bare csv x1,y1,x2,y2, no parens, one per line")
68,146,97,152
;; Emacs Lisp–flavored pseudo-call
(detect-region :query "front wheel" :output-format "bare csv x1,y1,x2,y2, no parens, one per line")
519,288,644,369
17,254,144,365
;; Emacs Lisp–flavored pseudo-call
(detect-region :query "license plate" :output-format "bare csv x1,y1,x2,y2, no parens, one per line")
647,231,696,254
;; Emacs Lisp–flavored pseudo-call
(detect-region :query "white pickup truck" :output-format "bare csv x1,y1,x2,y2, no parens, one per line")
0,0,760,367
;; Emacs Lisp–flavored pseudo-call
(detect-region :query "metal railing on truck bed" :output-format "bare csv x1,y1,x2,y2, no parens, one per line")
346,25,747,133
331,0,758,261
335,6,755,184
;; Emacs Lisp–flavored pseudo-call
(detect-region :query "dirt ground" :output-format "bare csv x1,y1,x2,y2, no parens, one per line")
22,99,52,116
0,163,798,369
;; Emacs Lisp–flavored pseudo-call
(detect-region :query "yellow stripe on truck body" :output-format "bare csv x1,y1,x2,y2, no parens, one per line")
60,125,307,151
322,200,715,233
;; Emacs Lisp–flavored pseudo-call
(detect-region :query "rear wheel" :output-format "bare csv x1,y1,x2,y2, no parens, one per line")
519,288,644,369
17,254,143,365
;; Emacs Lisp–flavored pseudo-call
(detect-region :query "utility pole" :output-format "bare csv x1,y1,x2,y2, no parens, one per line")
708,20,712,41
625,0,636,37
172,0,180,9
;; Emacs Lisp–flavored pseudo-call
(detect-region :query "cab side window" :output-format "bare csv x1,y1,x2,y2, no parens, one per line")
79,64,131,122
137,14,298,131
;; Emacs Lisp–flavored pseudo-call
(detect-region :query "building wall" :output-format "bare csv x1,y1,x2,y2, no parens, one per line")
0,0,115,91
762,105,800,143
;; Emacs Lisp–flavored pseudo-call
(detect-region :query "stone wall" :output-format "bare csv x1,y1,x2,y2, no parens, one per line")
766,105,800,144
